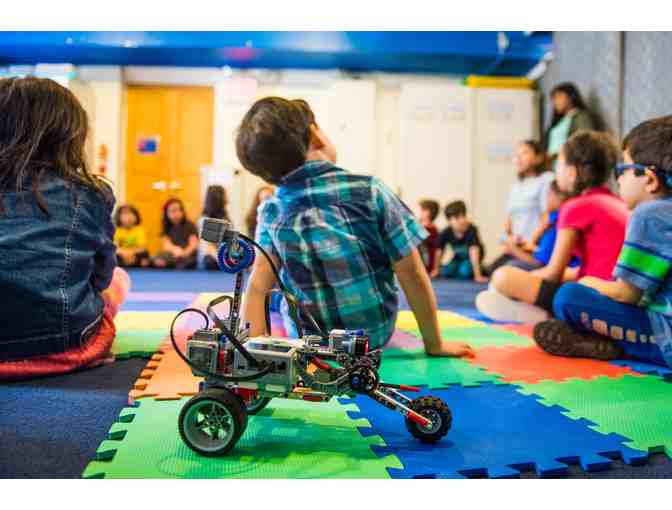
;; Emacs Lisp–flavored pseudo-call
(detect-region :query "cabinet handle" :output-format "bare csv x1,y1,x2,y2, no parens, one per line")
152,180,167,191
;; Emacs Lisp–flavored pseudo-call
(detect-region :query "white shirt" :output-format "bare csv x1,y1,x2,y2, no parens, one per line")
506,171,555,241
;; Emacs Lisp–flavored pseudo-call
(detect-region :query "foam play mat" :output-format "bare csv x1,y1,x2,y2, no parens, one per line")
82,286,672,479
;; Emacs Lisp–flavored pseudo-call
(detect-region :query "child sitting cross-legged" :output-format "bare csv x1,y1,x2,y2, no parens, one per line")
114,204,150,268
476,131,629,324
431,200,487,283
236,97,474,357
534,116,672,368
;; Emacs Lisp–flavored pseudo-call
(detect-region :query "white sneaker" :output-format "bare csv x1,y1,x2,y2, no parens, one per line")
475,289,550,324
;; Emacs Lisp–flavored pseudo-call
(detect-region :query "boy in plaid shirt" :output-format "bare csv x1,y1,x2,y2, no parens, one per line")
238,97,473,357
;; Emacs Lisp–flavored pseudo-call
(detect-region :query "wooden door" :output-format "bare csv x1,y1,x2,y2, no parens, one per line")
125,85,214,254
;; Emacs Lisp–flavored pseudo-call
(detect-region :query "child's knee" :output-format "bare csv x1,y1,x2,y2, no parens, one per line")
457,260,473,279
552,282,589,321
491,266,516,293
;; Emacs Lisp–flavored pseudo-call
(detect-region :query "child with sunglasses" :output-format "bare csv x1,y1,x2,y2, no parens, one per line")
534,116,672,368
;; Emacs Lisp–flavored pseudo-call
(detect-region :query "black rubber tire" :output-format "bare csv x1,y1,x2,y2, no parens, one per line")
246,396,271,415
178,388,248,457
405,396,452,443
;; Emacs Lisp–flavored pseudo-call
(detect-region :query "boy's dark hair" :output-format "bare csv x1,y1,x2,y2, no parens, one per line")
444,200,467,219
236,97,315,185
0,76,106,215
623,116,672,191
419,199,439,222
114,204,141,228
202,185,230,221
562,130,620,195
161,197,188,235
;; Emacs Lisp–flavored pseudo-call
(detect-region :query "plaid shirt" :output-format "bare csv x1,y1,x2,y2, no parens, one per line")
255,161,427,348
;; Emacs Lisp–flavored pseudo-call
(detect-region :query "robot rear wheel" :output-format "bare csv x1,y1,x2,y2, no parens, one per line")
245,395,271,415
405,396,452,443
179,388,248,456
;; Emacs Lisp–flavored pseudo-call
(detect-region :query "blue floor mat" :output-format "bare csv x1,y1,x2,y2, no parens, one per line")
340,384,648,478
0,359,147,478
121,300,194,312
126,269,235,293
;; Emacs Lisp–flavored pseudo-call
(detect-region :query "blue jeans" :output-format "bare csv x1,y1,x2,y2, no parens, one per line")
553,283,667,366
440,257,473,279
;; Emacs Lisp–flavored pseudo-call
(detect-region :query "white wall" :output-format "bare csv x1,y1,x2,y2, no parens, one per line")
471,88,537,263
70,66,123,198
69,66,537,259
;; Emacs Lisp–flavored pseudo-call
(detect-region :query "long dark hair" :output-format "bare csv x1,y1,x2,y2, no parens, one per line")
161,197,188,235
201,185,229,221
563,130,619,195
0,76,105,214
114,204,142,228
549,82,587,129
245,185,274,236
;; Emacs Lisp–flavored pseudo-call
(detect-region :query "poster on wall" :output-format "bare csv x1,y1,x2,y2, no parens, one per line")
137,136,160,154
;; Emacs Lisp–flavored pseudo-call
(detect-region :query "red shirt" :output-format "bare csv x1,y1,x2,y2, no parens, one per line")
420,224,439,272
557,187,630,280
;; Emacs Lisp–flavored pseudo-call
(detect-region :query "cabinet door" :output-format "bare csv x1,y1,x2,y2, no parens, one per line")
125,85,214,253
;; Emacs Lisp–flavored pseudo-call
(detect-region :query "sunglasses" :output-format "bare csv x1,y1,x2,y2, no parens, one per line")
614,163,672,187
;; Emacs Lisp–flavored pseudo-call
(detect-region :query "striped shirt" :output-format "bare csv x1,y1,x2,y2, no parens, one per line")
614,196,672,368
255,161,427,348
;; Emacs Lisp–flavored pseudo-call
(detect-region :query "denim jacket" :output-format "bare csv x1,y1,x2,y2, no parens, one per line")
0,174,116,361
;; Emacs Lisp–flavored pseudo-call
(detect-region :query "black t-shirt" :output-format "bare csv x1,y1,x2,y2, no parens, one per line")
438,224,484,260
166,221,198,248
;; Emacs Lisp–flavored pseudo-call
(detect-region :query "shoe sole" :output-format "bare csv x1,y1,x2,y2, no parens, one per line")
533,320,623,361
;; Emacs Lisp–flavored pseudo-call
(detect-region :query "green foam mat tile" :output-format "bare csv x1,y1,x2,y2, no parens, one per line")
111,329,167,359
438,326,534,348
380,348,504,388
401,327,533,348
518,375,672,457
83,397,402,479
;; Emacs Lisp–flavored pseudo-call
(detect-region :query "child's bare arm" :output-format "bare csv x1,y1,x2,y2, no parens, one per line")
468,245,487,282
579,277,643,304
242,252,279,337
532,228,578,282
394,248,474,357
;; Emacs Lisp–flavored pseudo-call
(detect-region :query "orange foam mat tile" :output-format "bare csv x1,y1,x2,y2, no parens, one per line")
467,345,642,384
128,339,200,404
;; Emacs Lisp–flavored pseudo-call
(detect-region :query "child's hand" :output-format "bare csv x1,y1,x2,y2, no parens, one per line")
473,274,489,284
426,341,475,358
430,268,440,279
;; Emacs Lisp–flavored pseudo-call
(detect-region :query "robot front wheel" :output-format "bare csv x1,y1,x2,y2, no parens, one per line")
179,388,248,457
405,396,452,443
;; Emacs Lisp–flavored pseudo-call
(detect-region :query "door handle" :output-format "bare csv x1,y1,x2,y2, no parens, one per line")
152,180,167,191
169,181,182,190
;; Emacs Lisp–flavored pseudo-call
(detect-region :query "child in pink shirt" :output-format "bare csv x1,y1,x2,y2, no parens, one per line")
476,131,629,323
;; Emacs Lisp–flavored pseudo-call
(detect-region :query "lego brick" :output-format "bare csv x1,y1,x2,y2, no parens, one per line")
339,383,648,478
468,345,641,383
82,397,401,479
518,375,672,458
379,348,503,388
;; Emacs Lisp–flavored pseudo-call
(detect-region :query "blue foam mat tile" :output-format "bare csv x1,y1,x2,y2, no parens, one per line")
339,384,647,479
609,359,672,379
120,301,193,312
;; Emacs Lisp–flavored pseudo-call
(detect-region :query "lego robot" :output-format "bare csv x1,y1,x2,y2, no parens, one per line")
172,218,452,457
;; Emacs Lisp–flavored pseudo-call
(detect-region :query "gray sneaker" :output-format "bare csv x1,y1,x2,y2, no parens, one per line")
533,320,623,361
